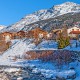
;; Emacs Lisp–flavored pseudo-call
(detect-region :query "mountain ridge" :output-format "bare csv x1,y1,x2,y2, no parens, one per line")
1,2,80,32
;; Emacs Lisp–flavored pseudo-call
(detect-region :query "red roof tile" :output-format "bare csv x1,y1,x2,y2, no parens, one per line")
69,31,80,34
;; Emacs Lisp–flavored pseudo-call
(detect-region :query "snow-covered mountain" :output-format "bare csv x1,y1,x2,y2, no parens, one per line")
0,25,5,30
1,2,80,32
0,2,80,79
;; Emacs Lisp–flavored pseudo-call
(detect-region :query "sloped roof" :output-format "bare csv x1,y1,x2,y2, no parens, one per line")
69,31,80,34
29,28,48,33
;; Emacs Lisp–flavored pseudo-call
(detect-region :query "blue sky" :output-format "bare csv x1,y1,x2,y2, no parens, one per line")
0,0,80,26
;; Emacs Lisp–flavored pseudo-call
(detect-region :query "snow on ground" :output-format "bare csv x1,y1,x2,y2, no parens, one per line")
69,61,80,80
35,40,80,51
0,39,80,79
41,69,75,79
64,40,80,51
14,59,77,79
15,60,76,79
0,39,36,65
4,68,21,73
0,39,80,66
31,60,79,79
0,39,58,66
35,40,58,50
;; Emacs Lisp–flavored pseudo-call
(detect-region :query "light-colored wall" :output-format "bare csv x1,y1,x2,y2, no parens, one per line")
67,27,80,37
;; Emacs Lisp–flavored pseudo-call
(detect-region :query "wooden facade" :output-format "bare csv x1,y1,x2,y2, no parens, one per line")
51,29,62,40
0,32,12,42
27,28,48,39
17,30,26,39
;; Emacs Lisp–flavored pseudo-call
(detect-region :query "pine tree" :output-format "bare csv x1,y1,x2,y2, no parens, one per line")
65,37,70,46
58,36,70,49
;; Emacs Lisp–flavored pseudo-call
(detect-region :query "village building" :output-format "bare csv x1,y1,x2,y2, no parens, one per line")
11,32,17,39
0,33,4,40
67,26,80,38
69,30,80,39
27,28,48,39
39,33,44,39
51,29,62,40
0,32,12,42
46,33,53,40
0,32,12,52
17,30,26,39
62,25,68,38
50,24,68,40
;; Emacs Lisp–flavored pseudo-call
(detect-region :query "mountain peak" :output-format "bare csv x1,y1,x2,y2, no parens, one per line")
61,2,79,6
51,2,78,8
54,2,79,7
63,2,77,4
1,2,80,32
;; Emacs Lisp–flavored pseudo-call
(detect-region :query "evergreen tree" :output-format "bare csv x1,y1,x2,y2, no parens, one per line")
65,37,70,46
58,36,70,49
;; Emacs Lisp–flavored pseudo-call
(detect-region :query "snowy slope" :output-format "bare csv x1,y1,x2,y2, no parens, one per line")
2,2,80,32
35,40,58,50
0,39,36,65
0,39,79,79
0,25,5,31
0,39,58,65
64,40,80,51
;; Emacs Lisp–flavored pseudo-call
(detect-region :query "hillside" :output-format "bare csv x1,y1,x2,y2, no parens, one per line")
22,12,80,32
0,2,80,80
1,2,80,32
